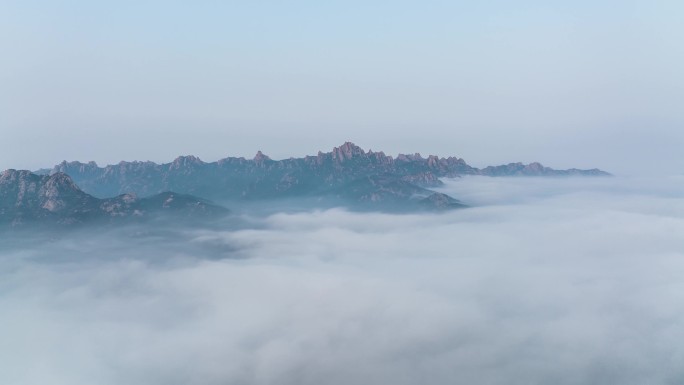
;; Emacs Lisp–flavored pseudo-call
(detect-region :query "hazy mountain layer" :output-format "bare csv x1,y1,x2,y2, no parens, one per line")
49,142,609,203
0,142,610,226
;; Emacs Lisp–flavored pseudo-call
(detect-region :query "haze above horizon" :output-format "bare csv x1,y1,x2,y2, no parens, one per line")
2,1,682,175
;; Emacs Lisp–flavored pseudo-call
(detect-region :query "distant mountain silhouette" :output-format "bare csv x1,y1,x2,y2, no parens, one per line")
48,142,609,207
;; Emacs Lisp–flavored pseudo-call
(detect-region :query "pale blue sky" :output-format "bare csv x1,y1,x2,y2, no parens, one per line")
1,1,682,174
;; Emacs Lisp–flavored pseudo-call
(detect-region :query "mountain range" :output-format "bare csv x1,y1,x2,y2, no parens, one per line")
1,142,609,227
49,142,607,198
0,170,228,228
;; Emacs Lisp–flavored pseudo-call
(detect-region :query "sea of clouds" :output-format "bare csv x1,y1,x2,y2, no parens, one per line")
2,175,684,385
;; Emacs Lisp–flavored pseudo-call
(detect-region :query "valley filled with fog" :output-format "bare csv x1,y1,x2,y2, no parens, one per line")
2,176,684,385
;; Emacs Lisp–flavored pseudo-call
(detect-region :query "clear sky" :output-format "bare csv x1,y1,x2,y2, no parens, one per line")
1,0,682,175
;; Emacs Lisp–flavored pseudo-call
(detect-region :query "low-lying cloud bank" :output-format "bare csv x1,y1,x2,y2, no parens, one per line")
2,176,684,385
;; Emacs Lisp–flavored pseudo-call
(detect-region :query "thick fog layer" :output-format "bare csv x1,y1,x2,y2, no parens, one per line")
2,176,684,384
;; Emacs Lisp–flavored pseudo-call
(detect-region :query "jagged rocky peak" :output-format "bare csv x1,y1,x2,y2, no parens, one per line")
170,155,204,169
40,174,83,212
1,169,79,190
1,169,34,183
396,153,424,162
331,142,366,162
43,172,80,191
0,170,231,227
1,170,41,208
41,173,93,210
253,150,271,163
52,160,100,174
0,170,41,202
368,149,394,164
0,170,94,216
